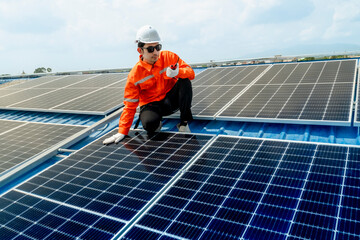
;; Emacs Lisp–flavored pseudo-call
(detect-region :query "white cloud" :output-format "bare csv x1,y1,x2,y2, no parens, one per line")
0,0,360,75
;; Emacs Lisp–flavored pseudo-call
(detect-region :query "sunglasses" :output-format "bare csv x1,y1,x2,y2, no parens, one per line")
143,44,162,53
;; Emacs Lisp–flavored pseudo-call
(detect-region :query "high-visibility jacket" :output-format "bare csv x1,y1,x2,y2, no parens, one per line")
118,50,195,135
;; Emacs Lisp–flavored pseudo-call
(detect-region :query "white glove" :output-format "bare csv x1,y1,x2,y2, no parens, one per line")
166,64,179,78
103,133,125,145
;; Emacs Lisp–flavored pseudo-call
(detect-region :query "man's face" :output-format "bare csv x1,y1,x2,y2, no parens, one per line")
138,42,161,65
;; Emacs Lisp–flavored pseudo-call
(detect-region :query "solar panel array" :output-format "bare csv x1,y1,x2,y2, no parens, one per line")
0,120,86,176
1,131,359,240
217,60,356,126
187,65,269,118
0,131,212,239
124,136,360,240
0,73,128,115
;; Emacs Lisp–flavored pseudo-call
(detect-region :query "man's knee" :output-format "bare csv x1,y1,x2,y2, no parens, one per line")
178,78,192,89
178,78,192,98
142,119,161,132
140,109,161,132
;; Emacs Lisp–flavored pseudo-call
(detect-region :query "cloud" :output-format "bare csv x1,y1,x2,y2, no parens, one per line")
322,0,360,40
0,0,360,75
242,0,314,25
0,1,64,34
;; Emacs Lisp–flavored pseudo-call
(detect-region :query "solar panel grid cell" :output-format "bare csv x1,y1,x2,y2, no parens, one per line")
0,122,85,175
0,89,53,107
0,190,123,240
190,85,247,117
193,65,269,87
70,74,127,88
236,65,270,85
53,87,124,113
0,88,24,99
254,64,285,85
10,88,92,109
0,120,25,136
193,68,228,86
336,60,356,83
36,75,92,89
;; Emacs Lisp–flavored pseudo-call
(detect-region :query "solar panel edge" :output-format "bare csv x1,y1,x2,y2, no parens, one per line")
353,59,360,126
0,106,110,115
0,119,89,128
0,75,67,90
214,116,352,127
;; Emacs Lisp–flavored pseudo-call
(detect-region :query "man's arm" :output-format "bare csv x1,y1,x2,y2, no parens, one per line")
103,77,139,145
177,57,195,80
166,52,195,80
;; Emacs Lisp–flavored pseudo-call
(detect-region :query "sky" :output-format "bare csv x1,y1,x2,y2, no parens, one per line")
1,0,360,75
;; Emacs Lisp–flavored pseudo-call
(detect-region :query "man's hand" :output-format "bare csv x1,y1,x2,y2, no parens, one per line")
166,64,179,78
103,133,125,145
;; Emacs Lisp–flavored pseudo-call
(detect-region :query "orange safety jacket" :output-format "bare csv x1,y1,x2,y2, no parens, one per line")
118,50,195,135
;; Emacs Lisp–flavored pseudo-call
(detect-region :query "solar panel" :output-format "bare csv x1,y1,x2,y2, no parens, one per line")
0,120,86,175
0,89,52,107
52,87,124,114
190,85,248,118
3,75,66,89
0,130,213,239
9,89,93,110
0,119,25,135
167,65,269,119
0,73,128,115
122,135,360,240
217,60,357,126
0,89,25,99
192,65,269,86
2,130,359,239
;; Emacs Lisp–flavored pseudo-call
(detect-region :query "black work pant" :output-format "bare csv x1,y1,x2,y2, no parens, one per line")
140,78,193,132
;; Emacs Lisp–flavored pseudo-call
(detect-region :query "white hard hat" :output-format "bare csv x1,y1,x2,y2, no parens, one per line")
135,25,161,43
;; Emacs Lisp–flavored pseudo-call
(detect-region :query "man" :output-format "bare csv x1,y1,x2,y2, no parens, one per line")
103,25,195,144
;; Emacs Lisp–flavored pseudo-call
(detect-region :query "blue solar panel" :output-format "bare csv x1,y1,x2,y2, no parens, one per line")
0,131,212,239
123,136,360,240
0,190,123,239
1,132,360,239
